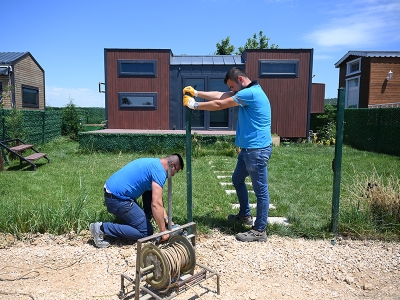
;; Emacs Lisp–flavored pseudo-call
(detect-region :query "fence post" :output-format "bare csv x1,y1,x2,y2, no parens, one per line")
186,107,193,225
331,87,345,235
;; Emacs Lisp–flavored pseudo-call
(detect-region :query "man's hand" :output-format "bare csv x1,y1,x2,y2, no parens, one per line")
183,95,197,109
160,233,170,242
183,86,198,97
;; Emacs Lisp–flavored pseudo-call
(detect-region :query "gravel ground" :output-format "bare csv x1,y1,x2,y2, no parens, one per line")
0,230,399,300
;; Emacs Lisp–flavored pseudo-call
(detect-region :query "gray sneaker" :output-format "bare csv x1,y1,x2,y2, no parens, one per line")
228,213,253,226
236,228,267,242
89,222,110,248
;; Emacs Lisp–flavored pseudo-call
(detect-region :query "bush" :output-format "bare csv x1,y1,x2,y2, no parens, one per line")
62,99,83,141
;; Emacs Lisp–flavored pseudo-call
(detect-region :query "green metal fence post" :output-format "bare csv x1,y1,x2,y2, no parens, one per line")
186,107,193,224
331,87,345,235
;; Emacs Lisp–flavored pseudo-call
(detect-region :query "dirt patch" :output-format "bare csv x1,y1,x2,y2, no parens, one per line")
0,231,399,300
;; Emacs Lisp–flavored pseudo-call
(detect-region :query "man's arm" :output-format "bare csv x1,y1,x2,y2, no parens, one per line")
197,97,239,111
151,181,170,242
197,90,234,101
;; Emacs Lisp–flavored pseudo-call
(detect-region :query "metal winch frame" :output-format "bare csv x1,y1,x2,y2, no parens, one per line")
118,222,220,300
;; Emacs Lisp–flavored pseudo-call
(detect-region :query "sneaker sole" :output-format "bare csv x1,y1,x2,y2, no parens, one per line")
236,237,267,242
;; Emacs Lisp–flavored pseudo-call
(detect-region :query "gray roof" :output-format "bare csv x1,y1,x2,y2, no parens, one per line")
170,55,245,65
335,51,400,67
0,52,29,64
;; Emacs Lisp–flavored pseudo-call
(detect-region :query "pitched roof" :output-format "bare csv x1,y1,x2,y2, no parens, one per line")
0,52,29,64
335,51,400,67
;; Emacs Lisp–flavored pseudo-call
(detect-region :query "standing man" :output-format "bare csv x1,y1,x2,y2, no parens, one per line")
89,153,184,248
183,67,272,242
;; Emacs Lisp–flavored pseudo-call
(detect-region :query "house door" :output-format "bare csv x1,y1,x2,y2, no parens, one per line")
183,76,233,130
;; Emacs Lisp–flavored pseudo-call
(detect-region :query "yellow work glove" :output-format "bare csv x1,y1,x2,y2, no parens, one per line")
183,95,198,110
183,86,198,97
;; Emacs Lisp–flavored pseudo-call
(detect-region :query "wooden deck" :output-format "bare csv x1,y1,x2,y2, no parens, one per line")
91,129,236,136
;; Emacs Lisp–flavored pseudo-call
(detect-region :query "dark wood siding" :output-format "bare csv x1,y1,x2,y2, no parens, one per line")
311,83,325,113
359,57,371,108
338,65,347,89
105,49,171,129
244,49,313,138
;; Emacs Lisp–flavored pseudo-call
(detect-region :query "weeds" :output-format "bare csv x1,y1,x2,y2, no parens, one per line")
341,166,400,238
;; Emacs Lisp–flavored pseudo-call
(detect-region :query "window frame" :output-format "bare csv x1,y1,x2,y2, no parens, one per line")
21,85,39,108
118,92,158,110
117,59,157,77
346,58,361,76
345,75,361,108
258,59,299,78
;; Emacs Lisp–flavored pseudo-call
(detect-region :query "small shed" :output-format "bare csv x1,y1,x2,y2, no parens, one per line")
0,52,45,109
103,48,325,139
334,51,400,108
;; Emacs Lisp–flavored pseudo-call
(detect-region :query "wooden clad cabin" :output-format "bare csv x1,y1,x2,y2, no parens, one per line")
104,48,325,139
335,51,400,108
0,52,45,109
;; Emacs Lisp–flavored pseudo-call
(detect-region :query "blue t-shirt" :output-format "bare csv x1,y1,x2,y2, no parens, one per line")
232,81,272,148
105,158,166,200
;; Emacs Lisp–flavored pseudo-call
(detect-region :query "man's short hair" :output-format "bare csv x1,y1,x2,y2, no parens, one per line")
173,153,184,170
224,67,248,84
166,153,184,170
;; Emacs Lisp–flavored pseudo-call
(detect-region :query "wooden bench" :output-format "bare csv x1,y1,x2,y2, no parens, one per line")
0,139,50,171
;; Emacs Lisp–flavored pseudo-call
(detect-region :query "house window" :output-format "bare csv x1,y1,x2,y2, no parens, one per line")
345,76,360,108
117,60,157,77
22,85,39,108
259,60,299,77
346,58,361,76
118,92,157,110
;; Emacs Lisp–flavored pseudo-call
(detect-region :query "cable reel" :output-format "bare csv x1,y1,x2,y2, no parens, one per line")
139,235,196,290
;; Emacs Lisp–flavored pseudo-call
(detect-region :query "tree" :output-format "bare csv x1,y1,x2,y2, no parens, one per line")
215,36,235,55
236,31,278,55
62,97,83,141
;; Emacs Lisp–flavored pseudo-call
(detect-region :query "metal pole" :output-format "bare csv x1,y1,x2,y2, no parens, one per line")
186,107,193,224
331,87,345,235
167,161,172,231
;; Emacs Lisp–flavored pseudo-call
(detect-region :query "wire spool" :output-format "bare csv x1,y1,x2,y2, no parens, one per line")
140,235,196,290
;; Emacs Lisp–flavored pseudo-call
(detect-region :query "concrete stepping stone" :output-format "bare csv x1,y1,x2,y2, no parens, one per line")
225,190,254,195
267,217,290,226
231,203,276,209
220,182,252,186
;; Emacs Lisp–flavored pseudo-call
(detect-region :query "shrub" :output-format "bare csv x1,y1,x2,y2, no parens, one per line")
62,98,83,141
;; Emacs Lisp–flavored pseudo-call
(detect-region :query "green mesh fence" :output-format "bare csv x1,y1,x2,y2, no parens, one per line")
2,107,399,155
344,108,400,156
0,109,62,145
78,132,236,154
47,107,106,125
77,107,106,124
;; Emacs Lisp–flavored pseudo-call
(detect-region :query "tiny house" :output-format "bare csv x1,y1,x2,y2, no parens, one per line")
0,52,45,110
103,48,325,139
335,51,400,108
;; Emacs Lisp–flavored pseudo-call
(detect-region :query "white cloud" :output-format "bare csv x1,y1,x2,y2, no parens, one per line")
46,86,105,108
305,1,400,48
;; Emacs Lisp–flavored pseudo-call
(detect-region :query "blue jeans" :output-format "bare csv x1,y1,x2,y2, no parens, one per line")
102,191,153,240
232,145,272,231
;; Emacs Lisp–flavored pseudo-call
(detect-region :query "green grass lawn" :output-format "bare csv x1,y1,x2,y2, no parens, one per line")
0,137,399,240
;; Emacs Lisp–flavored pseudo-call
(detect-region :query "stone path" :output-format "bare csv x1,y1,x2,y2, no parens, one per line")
211,161,289,226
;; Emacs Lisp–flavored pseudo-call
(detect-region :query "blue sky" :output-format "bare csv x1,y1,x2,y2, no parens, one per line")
3,0,400,107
